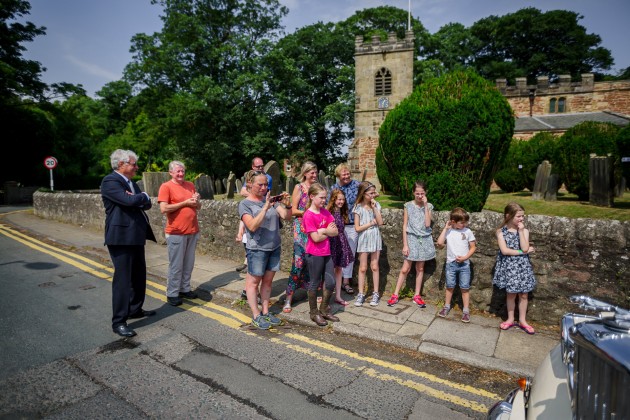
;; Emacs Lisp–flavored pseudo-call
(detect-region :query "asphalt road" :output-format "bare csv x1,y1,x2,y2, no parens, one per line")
0,211,514,419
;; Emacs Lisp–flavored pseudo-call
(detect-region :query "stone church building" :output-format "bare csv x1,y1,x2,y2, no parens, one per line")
348,31,630,187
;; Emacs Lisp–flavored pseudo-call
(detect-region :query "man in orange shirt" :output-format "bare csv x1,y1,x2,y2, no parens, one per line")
158,161,202,306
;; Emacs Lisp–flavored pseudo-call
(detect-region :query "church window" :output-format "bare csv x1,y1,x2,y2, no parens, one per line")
375,68,392,96
549,97,567,113
558,97,566,113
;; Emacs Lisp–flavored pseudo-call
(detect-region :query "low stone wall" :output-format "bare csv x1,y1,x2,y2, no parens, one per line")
33,191,630,325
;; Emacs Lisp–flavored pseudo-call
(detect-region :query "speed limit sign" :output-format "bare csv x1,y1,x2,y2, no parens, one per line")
44,156,58,169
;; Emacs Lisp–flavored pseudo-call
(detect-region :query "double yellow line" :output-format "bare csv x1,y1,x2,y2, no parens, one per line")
0,221,500,413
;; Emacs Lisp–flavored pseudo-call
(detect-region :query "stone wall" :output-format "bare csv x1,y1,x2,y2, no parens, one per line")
33,191,630,325
498,74,630,117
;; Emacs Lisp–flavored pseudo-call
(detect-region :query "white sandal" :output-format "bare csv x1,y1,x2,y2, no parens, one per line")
283,298,292,313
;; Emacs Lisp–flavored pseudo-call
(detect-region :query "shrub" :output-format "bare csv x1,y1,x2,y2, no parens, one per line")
494,133,561,193
556,122,620,200
376,69,513,211
494,139,528,192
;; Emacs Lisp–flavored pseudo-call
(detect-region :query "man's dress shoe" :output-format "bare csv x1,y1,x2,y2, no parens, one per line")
128,309,157,319
113,324,136,337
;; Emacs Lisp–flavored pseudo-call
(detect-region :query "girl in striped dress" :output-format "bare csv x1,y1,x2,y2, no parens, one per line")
353,182,383,307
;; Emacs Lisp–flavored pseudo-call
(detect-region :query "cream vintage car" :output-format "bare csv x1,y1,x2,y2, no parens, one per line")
487,295,630,419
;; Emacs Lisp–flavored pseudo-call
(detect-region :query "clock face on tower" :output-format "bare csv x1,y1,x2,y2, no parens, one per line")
377,96,390,109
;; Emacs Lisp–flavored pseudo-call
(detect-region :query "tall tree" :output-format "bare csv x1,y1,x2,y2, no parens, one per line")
470,8,613,82
124,0,287,177
0,0,47,103
265,22,354,171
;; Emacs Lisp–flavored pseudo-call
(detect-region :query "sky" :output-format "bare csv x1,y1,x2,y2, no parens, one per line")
20,0,630,97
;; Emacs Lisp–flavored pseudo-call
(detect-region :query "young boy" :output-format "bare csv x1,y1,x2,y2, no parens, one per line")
436,207,477,323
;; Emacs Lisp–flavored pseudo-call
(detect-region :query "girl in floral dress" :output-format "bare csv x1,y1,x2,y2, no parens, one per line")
326,189,354,306
493,202,537,334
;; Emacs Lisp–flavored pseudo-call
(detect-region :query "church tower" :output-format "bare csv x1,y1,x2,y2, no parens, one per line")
348,30,415,189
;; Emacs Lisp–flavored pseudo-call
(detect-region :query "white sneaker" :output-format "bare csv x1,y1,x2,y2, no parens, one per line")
354,294,366,306
370,293,380,306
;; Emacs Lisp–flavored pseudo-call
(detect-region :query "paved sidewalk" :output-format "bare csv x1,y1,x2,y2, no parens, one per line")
1,208,558,377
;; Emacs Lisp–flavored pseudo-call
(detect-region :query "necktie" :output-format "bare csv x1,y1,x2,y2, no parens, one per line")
128,180,135,194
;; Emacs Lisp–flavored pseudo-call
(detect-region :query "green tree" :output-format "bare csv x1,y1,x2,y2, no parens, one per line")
265,22,354,171
377,70,513,211
0,0,47,103
470,8,613,83
123,0,287,177
556,122,620,200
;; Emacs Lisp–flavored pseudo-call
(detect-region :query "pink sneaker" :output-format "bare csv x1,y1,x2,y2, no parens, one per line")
412,295,426,308
387,294,399,306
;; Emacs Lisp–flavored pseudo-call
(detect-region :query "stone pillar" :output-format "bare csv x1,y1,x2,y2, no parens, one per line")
142,172,170,197
558,75,571,88
195,175,214,199
532,161,552,200
495,79,507,92
515,77,527,91
581,73,594,88
536,76,549,90
226,172,236,199
265,160,282,195
589,155,614,207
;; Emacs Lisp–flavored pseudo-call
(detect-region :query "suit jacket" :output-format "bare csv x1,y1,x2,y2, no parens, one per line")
101,172,156,245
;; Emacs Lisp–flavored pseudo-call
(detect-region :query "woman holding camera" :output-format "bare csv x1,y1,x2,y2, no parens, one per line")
238,171,292,329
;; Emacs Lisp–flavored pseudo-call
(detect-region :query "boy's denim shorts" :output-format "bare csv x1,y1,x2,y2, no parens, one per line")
445,261,471,289
246,246,281,276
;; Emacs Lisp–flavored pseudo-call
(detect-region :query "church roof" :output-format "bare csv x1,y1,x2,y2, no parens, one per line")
514,111,630,132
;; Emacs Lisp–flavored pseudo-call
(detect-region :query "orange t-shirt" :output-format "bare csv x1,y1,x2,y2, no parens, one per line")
157,181,199,235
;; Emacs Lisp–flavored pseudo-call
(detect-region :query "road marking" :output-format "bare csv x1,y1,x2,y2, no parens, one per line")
0,222,498,414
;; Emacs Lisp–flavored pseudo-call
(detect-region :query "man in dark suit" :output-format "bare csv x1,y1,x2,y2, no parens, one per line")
101,149,157,337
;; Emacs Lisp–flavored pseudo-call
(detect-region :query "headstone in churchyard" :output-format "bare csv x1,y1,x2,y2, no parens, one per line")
615,177,626,198
142,172,170,197
286,176,296,196
589,155,614,207
214,179,224,195
137,180,145,193
532,160,552,200
544,174,559,201
236,179,243,194
195,175,214,199
324,175,334,189
222,178,227,191
318,170,326,186
265,160,282,195
226,172,236,199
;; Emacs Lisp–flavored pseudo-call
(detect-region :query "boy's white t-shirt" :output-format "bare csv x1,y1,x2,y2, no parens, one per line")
444,228,476,262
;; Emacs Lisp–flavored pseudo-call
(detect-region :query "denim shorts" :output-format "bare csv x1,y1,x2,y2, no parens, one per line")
246,246,281,276
445,261,471,289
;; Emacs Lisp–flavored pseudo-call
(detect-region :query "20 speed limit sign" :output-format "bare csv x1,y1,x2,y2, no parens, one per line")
44,156,58,169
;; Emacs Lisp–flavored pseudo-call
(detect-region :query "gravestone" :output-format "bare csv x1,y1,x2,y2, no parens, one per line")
265,160,283,195
324,175,334,189
214,179,224,195
142,172,170,197
589,155,614,207
222,178,228,191
195,175,214,199
136,180,145,193
532,161,552,200
226,172,236,199
544,174,559,201
615,177,626,198
286,176,296,195
235,179,243,194
318,170,327,186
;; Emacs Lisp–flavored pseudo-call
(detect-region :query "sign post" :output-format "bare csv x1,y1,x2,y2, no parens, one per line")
43,156,58,191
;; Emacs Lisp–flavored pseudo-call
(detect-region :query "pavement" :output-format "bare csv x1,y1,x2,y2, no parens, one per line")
0,207,559,378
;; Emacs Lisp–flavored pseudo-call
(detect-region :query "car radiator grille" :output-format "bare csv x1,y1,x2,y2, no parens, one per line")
575,345,630,419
